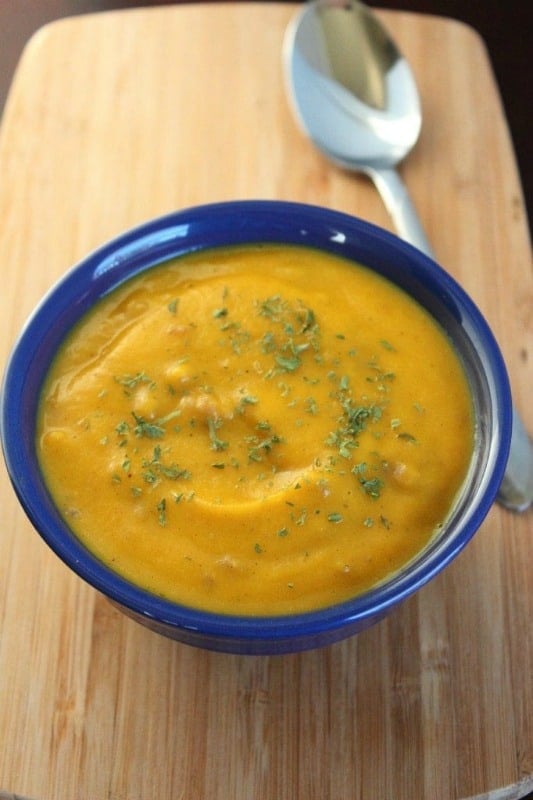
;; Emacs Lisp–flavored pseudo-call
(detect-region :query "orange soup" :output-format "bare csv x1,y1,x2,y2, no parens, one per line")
37,245,474,614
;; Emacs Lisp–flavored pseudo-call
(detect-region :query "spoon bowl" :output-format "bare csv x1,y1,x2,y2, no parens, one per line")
284,0,421,169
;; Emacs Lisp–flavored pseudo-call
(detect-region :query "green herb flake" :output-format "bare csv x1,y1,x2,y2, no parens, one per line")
168,298,179,315
352,462,367,475
275,354,301,372
242,395,259,404
159,464,191,480
157,498,167,526
115,420,130,436
360,477,384,499
293,509,307,526
397,432,417,443
246,433,284,463
207,417,229,451
156,410,182,426
290,341,310,356
142,468,158,485
257,295,284,320
132,413,165,440
299,307,316,333
339,375,350,391
328,512,343,523
115,372,155,392
261,331,277,354
305,397,318,415
277,527,289,538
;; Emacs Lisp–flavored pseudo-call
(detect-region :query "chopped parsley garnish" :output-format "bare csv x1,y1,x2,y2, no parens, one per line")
157,498,167,526
275,354,301,372
140,446,191,484
294,509,307,526
261,331,276,353
132,412,165,440
101,286,400,550
115,372,155,392
359,477,384,499
207,417,228,451
238,395,259,413
155,410,182,426
397,432,417,443
246,433,284,463
256,417,271,430
299,307,316,332
257,295,286,320
305,397,318,415
159,463,191,480
326,401,378,459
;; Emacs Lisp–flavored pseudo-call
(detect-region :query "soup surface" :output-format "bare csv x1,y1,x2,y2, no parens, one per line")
38,245,473,615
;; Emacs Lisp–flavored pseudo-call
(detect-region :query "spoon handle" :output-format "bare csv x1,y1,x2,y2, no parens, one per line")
498,408,533,512
368,166,532,512
366,166,434,257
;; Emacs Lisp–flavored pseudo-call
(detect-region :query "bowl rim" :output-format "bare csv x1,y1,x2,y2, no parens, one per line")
0,199,512,644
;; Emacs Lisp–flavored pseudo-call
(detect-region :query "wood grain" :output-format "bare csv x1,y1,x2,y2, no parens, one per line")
0,4,531,799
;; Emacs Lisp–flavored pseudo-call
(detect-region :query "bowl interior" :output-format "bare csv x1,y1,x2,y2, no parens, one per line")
0,200,512,652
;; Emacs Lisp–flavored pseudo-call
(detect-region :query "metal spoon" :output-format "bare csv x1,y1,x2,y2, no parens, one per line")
283,0,532,511
284,0,431,252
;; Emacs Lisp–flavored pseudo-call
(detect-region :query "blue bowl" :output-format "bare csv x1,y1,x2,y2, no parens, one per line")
0,201,512,654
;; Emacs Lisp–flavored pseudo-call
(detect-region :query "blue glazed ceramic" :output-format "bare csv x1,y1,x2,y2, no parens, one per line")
0,201,512,654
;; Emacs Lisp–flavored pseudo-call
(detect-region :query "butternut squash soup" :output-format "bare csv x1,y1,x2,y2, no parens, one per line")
37,245,474,615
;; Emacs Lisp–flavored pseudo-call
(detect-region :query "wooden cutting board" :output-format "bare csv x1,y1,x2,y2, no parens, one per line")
0,4,531,799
